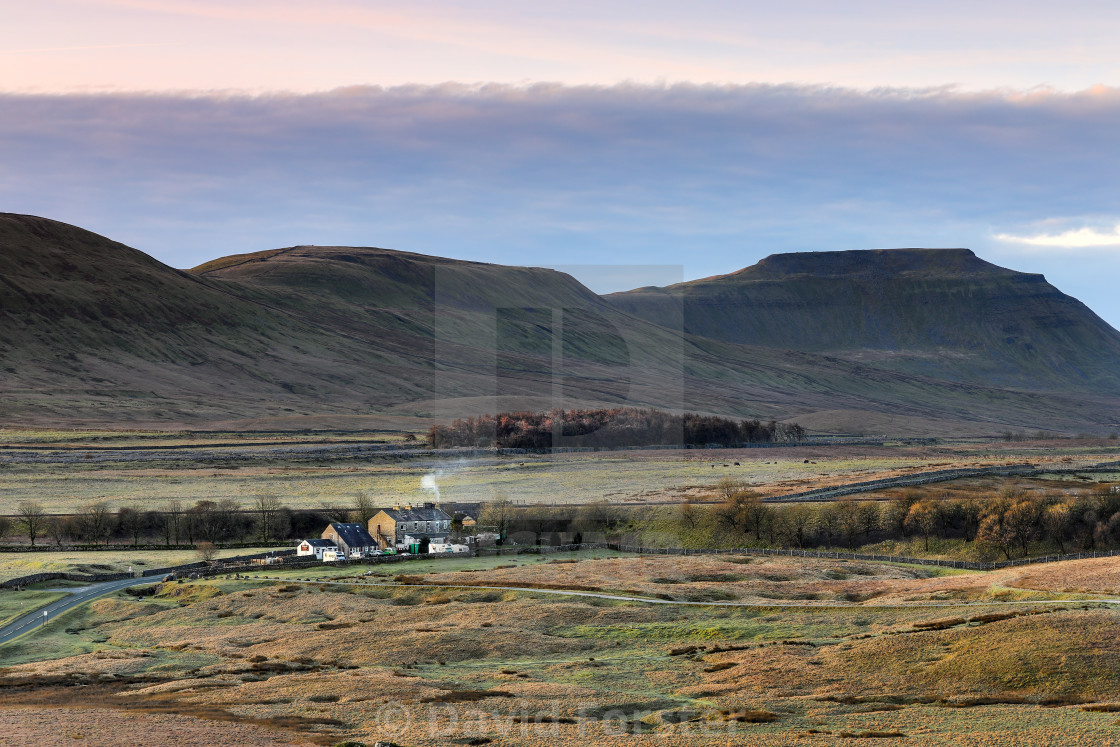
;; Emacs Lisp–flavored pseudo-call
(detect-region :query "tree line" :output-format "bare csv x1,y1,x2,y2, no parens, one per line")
458,479,1120,561
428,407,807,449
0,493,450,548
6,481,1114,560
681,479,1120,559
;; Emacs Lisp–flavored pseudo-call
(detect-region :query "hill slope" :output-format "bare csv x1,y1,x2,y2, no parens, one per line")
0,215,433,424
606,248,1120,392
2,214,1120,435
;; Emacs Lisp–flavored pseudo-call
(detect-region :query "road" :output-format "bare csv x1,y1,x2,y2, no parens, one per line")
0,575,162,647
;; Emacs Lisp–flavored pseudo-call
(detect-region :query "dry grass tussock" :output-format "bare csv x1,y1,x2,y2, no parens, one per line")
0,704,313,746
1001,556,1120,595
89,584,662,671
671,609,1120,709
417,553,938,604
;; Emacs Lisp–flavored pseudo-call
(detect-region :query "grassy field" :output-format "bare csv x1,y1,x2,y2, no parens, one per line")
0,428,420,447
0,447,926,513
2,433,1118,513
2,552,1119,744
0,547,286,583
0,590,65,627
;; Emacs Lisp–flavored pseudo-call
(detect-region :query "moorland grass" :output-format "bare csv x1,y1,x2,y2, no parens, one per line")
4,552,1120,745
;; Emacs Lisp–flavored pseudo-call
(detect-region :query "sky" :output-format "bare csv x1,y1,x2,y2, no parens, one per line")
3,1,1120,326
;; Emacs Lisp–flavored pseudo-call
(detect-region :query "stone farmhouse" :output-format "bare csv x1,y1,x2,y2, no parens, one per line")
321,522,377,558
369,502,452,549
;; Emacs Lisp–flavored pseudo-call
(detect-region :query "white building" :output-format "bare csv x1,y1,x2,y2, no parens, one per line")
428,542,470,554
296,538,338,560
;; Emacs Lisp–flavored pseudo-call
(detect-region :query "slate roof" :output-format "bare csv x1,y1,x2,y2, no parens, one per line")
329,522,376,548
300,539,337,548
381,506,451,522
442,502,482,518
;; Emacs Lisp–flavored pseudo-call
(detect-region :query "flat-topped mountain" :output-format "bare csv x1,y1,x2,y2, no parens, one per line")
2,214,1119,435
607,248,1120,392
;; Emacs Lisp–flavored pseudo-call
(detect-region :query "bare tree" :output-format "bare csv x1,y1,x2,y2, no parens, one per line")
904,501,939,552
740,497,772,542
858,501,880,539
716,485,759,535
193,500,218,542
117,505,145,546
836,499,862,551
193,500,240,543
956,497,983,542
678,500,698,530
976,511,1016,560
573,500,623,536
1046,500,1075,554
223,499,251,543
883,490,921,535
350,492,377,526
317,502,351,525
17,501,46,547
1004,500,1042,557
182,504,198,544
153,511,172,547
1076,500,1100,551
714,477,748,503
196,541,218,563
774,504,813,548
254,494,284,543
480,498,515,544
1095,511,1120,549
46,516,70,546
77,502,112,545
816,503,841,548
165,500,184,545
